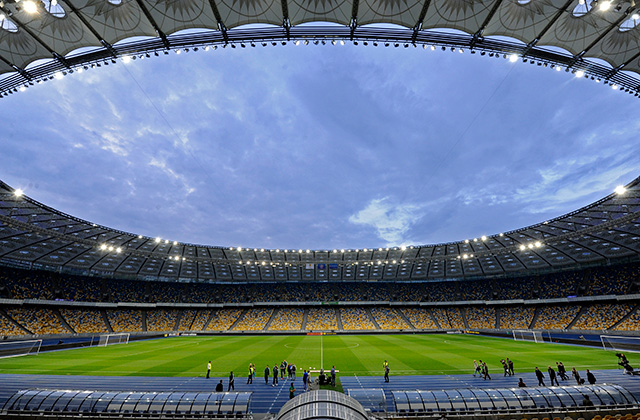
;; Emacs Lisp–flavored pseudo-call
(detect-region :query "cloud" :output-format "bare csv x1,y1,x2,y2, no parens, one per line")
148,157,196,195
349,197,425,246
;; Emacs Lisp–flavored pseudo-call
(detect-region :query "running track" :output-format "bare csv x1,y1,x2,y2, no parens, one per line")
0,369,638,414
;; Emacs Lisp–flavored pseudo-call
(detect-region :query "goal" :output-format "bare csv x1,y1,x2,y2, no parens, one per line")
95,333,130,347
512,330,543,343
601,335,640,353
0,339,42,359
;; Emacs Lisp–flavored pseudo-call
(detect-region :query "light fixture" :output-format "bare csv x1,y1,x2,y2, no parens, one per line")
615,185,627,195
509,53,518,62
23,0,38,13
600,0,611,10
575,70,585,78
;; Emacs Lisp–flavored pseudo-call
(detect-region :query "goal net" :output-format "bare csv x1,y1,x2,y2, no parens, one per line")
601,335,640,353
512,330,543,343
96,333,130,347
0,339,42,359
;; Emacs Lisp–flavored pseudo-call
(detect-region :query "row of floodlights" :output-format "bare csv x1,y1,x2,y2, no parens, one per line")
3,38,640,98
11,185,629,255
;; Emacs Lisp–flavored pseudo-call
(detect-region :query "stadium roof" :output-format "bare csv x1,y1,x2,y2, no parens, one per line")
3,0,640,94
0,177,639,281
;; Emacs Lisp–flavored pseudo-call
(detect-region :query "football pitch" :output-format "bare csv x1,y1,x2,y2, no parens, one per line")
0,334,625,378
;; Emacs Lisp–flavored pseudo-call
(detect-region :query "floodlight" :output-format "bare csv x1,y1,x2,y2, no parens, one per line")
535,241,542,248
173,241,178,245
99,244,107,250
519,244,526,251
237,246,242,252
508,53,518,62
481,235,487,241
633,13,640,19
615,185,627,195
121,55,132,63
23,0,38,14
575,70,585,78
155,237,161,243
599,0,611,10
54,71,63,79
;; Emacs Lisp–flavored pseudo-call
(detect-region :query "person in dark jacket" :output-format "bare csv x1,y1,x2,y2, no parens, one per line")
586,369,596,385
228,371,235,391
215,380,223,392
273,364,279,386
264,365,270,385
548,366,559,386
535,367,545,386
572,367,582,385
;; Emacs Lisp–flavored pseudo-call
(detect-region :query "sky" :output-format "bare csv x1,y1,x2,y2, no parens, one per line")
1,41,640,251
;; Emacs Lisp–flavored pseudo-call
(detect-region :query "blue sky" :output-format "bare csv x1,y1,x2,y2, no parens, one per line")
2,43,639,250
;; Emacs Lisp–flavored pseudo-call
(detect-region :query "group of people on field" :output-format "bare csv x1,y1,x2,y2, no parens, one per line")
529,363,596,387
473,359,597,388
206,359,337,399
473,359,498,380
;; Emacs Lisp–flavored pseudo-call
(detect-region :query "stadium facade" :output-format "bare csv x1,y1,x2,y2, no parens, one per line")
0,177,639,341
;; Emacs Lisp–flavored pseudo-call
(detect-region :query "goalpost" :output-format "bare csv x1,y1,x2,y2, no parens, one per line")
0,339,42,359
94,333,130,347
601,335,640,353
512,330,543,343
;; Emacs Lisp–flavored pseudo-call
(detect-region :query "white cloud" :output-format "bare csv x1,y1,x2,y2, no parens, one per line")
349,197,424,246
457,147,638,215
148,157,196,196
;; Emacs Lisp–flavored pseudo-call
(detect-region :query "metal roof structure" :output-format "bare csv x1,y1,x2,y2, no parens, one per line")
0,177,639,282
3,0,640,95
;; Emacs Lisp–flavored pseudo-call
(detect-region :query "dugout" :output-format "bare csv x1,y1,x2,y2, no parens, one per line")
1,389,252,418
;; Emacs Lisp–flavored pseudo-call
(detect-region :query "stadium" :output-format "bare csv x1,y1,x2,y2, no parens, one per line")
2,0,640,418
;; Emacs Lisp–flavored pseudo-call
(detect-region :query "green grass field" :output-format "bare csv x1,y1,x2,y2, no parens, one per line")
0,334,627,378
